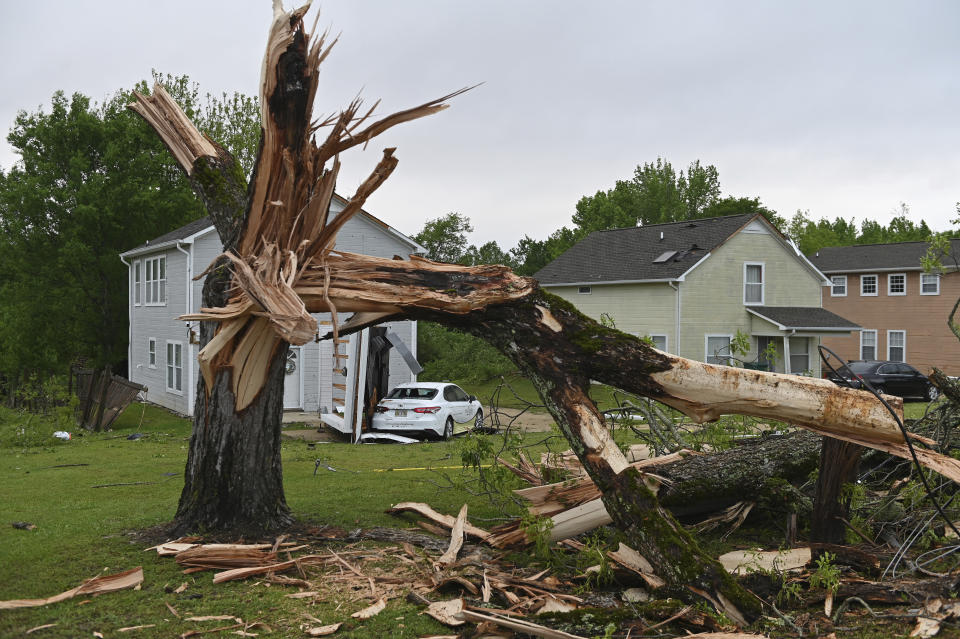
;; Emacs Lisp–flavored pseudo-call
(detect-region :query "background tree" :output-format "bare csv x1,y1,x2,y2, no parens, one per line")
0,77,260,395
413,212,474,263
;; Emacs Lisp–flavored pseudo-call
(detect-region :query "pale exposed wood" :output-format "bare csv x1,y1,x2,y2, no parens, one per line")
459,609,587,639
435,504,467,568
0,567,143,610
127,85,218,174
387,502,490,540
211,555,323,583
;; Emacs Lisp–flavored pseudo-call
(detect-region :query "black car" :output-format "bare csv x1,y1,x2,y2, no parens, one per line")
827,360,939,401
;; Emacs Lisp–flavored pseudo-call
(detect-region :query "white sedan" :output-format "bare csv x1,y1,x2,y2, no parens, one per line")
371,382,483,439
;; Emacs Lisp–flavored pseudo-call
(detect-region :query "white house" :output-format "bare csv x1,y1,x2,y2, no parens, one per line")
119,195,425,438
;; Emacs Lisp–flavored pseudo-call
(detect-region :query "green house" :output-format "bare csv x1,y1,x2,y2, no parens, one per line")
534,214,859,376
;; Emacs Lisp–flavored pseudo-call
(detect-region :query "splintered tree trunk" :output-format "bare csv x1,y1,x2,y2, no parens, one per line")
172,266,293,535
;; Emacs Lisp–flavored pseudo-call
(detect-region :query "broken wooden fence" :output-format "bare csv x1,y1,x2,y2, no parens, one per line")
72,366,146,431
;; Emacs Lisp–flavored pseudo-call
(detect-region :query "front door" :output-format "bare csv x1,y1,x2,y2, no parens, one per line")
283,346,302,409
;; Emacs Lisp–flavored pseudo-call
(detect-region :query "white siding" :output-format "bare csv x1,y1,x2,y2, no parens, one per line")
127,210,419,416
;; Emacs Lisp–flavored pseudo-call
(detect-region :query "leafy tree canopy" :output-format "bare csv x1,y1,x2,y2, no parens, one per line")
788,203,935,255
0,76,260,380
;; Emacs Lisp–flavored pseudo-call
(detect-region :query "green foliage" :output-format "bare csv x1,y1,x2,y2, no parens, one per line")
809,551,841,593
417,321,516,383
521,512,556,563
0,75,260,379
730,330,752,359
789,202,936,255
576,530,615,589
412,212,474,263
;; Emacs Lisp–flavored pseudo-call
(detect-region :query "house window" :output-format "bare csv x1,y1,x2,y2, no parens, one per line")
744,263,764,305
578,286,592,294
921,273,940,295
887,330,906,362
860,329,877,360
830,275,847,297
706,335,732,365
148,338,157,368
888,273,906,296
649,335,667,352
789,337,810,374
756,336,777,371
134,261,141,306
145,256,166,305
166,341,183,394
860,274,878,296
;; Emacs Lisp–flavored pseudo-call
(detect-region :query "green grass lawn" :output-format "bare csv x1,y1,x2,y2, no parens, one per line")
0,401,568,638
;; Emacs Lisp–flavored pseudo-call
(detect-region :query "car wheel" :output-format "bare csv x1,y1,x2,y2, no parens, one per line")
443,417,454,440
473,409,484,430
927,384,941,402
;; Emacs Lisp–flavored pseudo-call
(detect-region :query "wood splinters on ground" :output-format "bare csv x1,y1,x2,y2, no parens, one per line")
435,504,467,569
117,624,157,632
350,595,387,619
0,567,143,610
424,598,465,626
303,622,343,636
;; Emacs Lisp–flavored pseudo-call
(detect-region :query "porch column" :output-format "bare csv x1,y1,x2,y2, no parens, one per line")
783,335,792,374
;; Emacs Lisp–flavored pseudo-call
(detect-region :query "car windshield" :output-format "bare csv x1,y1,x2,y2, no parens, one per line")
386,387,438,400
841,362,878,374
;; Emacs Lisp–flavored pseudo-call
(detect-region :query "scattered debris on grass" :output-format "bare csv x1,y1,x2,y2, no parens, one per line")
0,567,143,609
11,521,36,531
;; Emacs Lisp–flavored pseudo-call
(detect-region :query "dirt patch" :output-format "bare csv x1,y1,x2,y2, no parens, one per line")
486,411,556,432
281,428,339,443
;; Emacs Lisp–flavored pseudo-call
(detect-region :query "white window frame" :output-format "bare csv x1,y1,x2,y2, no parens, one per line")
921,273,941,295
166,340,184,395
148,337,157,368
860,329,877,360
577,286,592,295
144,255,167,306
887,273,906,296
887,330,906,362
743,262,765,306
705,334,734,366
830,275,847,297
134,260,142,306
649,334,668,352
789,336,810,375
860,274,878,296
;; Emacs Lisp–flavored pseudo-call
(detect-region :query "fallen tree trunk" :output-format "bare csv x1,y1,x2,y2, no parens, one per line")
489,430,823,546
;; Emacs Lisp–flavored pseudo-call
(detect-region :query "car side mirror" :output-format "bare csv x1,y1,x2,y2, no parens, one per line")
469,395,477,402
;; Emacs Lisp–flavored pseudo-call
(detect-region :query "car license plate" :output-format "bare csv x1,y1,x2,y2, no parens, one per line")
394,409,407,417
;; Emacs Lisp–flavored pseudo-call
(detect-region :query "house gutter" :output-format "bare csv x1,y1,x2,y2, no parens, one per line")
119,255,133,380
175,242,194,414
669,281,680,355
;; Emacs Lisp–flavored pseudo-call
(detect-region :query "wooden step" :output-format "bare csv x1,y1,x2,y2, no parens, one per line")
332,397,345,405
334,353,348,359
334,338,350,344
332,383,346,390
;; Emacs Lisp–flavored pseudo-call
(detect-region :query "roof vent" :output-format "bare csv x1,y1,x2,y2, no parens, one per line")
659,231,664,241
653,250,678,263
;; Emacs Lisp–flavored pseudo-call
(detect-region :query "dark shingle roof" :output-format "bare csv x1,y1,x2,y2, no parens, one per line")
534,214,759,284
746,306,860,331
120,216,212,256
808,239,960,273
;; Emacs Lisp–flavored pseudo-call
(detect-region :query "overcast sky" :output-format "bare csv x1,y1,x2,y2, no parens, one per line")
1,1,957,248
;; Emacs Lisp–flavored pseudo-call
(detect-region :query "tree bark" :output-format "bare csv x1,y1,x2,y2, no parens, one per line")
810,438,863,547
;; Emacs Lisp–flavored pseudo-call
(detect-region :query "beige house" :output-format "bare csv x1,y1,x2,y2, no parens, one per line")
534,214,859,376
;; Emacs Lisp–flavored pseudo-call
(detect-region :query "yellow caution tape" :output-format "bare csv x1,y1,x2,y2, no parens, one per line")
372,464,492,472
